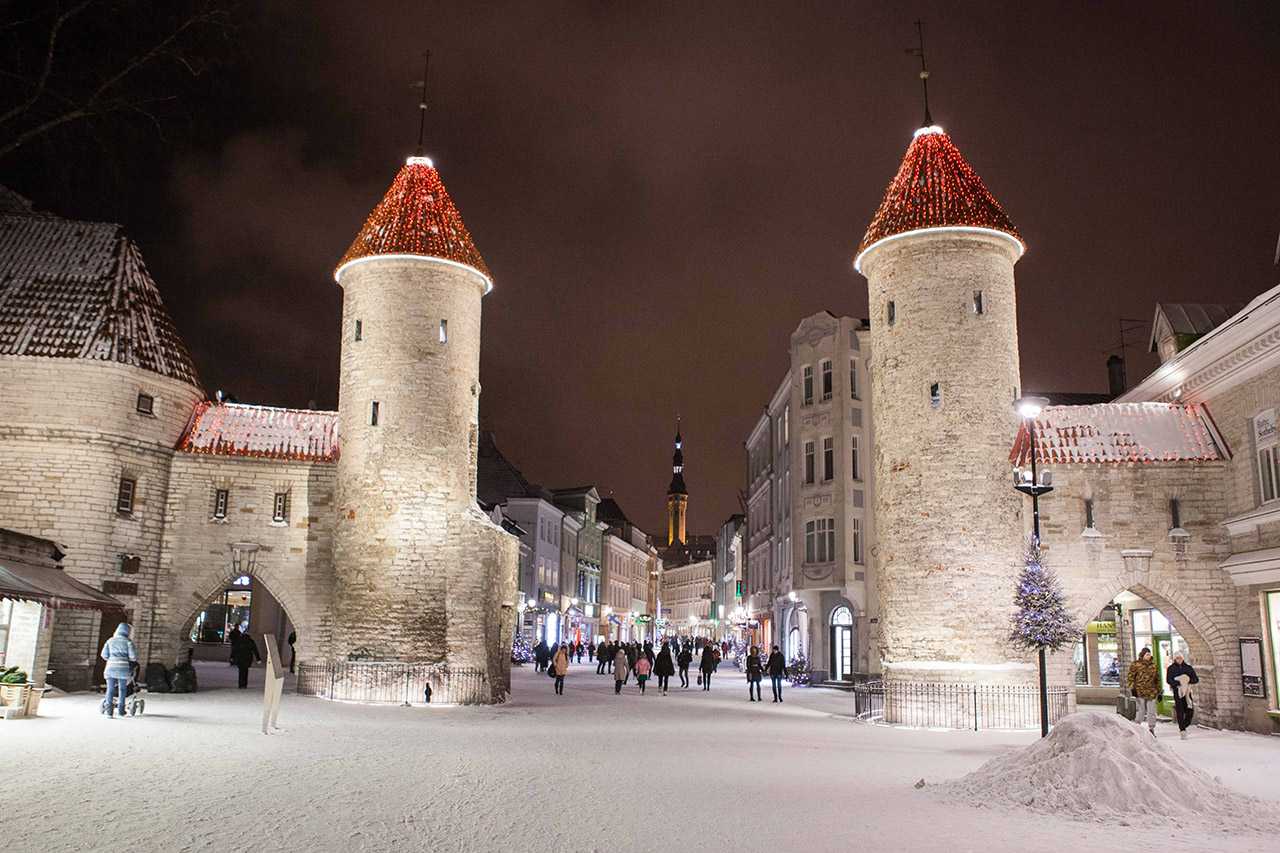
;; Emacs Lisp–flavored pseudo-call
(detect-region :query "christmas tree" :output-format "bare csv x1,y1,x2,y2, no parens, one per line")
511,632,533,664
1009,538,1078,652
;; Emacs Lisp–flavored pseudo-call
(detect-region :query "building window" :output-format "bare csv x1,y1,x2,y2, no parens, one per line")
116,478,136,515
1084,498,1096,529
272,492,288,523
822,437,834,481
851,518,863,564
804,441,815,485
136,393,154,415
805,518,835,563
439,319,448,344
1255,410,1278,503
370,401,380,426
354,319,363,341
973,290,984,315
887,300,896,327
213,488,229,520
783,404,790,446
929,382,942,409
849,358,858,400
851,435,860,481
802,366,814,406
821,360,833,401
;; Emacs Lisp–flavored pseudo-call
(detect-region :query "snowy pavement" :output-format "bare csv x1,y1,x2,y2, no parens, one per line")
7,661,1278,853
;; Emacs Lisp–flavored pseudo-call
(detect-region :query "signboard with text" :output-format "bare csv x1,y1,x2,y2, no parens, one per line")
1240,637,1266,698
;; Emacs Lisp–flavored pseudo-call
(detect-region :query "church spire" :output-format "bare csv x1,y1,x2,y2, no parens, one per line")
666,417,688,545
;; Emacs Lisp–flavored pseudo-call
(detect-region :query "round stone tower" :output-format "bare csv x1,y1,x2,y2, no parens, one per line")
332,156,517,699
854,124,1029,687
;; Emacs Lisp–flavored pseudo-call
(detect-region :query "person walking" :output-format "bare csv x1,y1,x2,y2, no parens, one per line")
613,647,630,694
552,643,569,696
227,624,242,668
533,640,549,673
654,642,675,695
1127,647,1161,736
745,645,764,702
643,641,655,667
576,642,584,664
699,645,716,691
634,653,652,694
766,645,787,703
100,622,137,718
677,644,692,688
1166,652,1199,739
287,630,297,674
232,631,261,689
588,641,595,664
596,640,608,674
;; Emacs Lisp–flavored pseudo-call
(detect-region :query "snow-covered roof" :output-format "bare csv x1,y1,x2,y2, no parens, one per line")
0,211,201,387
176,401,339,463
1010,402,1226,465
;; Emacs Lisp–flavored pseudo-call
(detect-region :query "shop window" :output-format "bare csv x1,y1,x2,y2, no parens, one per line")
354,319,362,341
821,360,833,402
804,441,815,485
802,366,814,406
136,392,154,415
190,584,253,644
1073,638,1088,685
272,492,289,524
1266,591,1280,709
116,477,136,515
1097,631,1120,686
213,488,229,520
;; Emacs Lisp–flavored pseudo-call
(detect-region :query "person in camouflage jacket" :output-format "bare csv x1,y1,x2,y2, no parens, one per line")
1127,647,1161,735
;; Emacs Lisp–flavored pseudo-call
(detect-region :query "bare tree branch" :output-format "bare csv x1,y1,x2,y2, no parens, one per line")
0,0,93,127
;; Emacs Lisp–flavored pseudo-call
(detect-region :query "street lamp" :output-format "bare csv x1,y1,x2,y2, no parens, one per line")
1013,395,1054,737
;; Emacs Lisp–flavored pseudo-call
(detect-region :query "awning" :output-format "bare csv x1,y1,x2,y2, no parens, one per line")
0,561,125,611
1219,547,1280,587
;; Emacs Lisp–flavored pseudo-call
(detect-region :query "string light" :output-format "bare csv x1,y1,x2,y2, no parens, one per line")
855,127,1024,272
335,157,492,291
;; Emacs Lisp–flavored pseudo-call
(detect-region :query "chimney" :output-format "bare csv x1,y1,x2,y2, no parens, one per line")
1106,355,1125,398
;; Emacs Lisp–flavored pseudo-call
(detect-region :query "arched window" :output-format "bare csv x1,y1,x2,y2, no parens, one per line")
831,605,853,626
787,626,801,660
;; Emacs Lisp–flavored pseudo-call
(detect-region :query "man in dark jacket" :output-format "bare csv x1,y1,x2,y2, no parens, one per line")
1166,652,1199,739
231,632,261,689
677,645,693,688
596,640,608,674
533,640,549,673
699,645,717,691
766,645,788,703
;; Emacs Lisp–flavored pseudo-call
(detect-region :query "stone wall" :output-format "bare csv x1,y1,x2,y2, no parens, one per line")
0,357,202,689
862,233,1029,684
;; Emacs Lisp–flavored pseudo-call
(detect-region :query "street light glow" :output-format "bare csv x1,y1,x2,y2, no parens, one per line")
1014,396,1050,419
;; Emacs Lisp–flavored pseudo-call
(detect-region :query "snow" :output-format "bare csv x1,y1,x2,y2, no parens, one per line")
940,710,1280,832
6,664,1279,853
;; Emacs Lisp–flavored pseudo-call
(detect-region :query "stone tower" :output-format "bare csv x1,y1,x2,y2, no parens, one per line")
666,421,688,546
332,155,518,701
854,124,1028,687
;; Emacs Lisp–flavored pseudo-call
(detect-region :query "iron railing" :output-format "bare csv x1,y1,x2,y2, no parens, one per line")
295,661,491,706
852,680,1070,730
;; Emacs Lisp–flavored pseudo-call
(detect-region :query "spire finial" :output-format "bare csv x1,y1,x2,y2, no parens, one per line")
907,20,932,127
413,51,431,156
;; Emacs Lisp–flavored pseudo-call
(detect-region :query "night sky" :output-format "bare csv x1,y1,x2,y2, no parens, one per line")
6,2,1279,537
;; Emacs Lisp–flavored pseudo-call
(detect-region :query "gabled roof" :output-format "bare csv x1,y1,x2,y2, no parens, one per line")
176,401,339,463
476,431,536,505
0,212,201,387
1149,303,1245,352
1010,402,1226,466
855,126,1023,272
597,497,634,528
335,156,492,290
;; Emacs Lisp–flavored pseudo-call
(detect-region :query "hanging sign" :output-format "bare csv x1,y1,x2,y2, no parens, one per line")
1240,637,1266,698
1254,410,1277,444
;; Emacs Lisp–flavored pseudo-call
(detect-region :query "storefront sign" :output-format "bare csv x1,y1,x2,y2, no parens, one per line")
1239,637,1266,698
1255,409,1277,444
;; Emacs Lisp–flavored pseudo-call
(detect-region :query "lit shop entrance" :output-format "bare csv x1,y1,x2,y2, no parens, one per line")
830,606,854,681
187,574,294,667
1074,592,1189,716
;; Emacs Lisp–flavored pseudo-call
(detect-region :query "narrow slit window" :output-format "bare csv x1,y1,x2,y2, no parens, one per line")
1084,498,1095,528
887,300,896,327
116,478,136,514
929,382,942,409
354,319,362,341
973,290,984,315
213,488,229,520
439,319,448,343
273,492,288,523
370,401,380,426
1170,498,1182,529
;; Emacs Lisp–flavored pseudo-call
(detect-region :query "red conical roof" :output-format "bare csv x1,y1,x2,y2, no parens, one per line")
854,126,1023,272
335,156,492,289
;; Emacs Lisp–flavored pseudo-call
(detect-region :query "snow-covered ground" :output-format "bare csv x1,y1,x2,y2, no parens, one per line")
7,661,1278,852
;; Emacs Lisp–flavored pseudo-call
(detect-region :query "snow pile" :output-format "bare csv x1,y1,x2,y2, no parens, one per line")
940,712,1280,829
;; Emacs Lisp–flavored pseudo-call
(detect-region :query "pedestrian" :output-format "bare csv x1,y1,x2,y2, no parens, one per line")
613,647,630,694
1127,646,1161,736
577,642,585,663
626,642,637,670
745,645,763,702
654,641,675,695
231,630,261,689
100,622,137,718
588,641,595,664
596,640,608,674
533,640,549,673
643,641,655,667
287,629,297,674
766,645,787,703
227,624,242,668
552,643,569,696
1166,651,1199,739
634,653,652,694
677,644,692,688
699,645,716,691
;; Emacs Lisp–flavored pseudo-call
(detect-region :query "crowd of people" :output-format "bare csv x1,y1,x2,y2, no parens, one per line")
530,636,790,702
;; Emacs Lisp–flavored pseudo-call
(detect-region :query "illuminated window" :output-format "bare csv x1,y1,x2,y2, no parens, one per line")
213,488,229,520
116,478,136,515
136,393,154,415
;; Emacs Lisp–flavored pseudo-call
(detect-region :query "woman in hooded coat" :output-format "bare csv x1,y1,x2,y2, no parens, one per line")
551,644,569,695
100,622,138,718
613,648,630,694
653,642,675,695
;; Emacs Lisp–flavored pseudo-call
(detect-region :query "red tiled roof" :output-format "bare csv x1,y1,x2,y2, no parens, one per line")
1010,403,1226,466
0,212,201,386
855,126,1023,271
177,401,339,463
335,157,491,288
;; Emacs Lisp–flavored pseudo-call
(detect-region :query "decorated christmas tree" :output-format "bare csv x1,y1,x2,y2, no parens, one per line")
1009,538,1078,652
511,632,533,664
787,647,811,686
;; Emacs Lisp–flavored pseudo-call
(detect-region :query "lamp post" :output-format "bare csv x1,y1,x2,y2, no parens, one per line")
1013,396,1053,737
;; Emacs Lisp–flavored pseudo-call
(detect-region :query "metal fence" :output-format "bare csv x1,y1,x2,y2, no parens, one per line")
295,661,491,706
852,680,1070,730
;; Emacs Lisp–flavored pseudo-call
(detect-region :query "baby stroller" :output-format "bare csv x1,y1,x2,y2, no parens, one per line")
100,664,146,717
